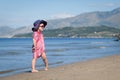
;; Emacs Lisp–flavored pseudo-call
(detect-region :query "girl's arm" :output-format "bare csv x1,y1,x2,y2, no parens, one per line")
32,32,38,50
33,39,36,48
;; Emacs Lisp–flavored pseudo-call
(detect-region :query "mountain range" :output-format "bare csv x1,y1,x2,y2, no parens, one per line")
0,7,120,38
47,7,120,29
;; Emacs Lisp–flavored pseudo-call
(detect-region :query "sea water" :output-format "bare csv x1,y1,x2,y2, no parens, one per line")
0,38,120,77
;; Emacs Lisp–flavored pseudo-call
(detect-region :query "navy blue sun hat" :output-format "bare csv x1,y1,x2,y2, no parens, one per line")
32,20,47,31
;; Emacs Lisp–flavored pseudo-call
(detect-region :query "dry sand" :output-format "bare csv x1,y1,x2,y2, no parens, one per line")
1,54,120,80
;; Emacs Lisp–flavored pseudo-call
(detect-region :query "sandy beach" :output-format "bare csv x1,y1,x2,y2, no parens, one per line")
1,54,120,80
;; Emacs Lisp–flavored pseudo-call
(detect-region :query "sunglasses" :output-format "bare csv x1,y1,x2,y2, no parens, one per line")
39,25,45,28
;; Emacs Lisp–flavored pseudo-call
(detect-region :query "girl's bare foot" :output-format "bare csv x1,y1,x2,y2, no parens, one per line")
44,68,48,71
31,69,39,73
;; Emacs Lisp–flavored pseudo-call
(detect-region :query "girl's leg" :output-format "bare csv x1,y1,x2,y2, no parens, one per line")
32,58,38,72
41,52,48,70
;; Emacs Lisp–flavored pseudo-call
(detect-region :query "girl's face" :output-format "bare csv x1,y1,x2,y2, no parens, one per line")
38,23,45,31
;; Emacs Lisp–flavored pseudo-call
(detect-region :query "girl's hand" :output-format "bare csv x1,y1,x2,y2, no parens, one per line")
32,47,35,53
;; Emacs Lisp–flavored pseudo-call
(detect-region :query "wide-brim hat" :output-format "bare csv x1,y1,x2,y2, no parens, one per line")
32,20,47,31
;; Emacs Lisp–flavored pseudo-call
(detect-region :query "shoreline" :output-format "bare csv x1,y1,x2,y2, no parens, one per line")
1,54,120,80
0,37,114,39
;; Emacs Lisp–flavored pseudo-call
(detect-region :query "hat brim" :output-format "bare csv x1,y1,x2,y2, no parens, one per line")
40,20,47,27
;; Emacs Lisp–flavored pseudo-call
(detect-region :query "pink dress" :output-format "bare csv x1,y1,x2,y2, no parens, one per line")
32,31,45,58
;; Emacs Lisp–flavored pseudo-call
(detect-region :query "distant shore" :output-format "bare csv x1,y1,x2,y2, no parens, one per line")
1,54,120,80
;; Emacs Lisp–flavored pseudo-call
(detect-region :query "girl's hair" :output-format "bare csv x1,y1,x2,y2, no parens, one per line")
32,27,39,32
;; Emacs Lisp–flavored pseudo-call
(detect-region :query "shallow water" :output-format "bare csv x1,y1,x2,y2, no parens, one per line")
0,38,120,77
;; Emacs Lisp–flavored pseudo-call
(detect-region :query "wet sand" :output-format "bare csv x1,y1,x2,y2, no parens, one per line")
1,54,120,80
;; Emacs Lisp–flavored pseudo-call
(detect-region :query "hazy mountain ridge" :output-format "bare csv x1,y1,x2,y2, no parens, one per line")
0,26,32,38
47,7,120,29
0,7,120,38
0,26,15,37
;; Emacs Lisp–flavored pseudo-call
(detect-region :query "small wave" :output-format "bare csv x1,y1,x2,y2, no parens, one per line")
49,61,63,65
46,48,70,52
0,70,14,74
91,42,104,44
49,53,65,56
0,61,64,77
100,46,106,49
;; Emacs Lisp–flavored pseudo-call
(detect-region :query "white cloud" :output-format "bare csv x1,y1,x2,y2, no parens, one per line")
50,13,75,19
104,3,116,7
89,3,117,7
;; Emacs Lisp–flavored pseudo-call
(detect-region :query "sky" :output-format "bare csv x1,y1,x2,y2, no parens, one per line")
0,0,120,28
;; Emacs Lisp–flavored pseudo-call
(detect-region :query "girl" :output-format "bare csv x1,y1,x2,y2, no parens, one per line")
31,20,48,72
